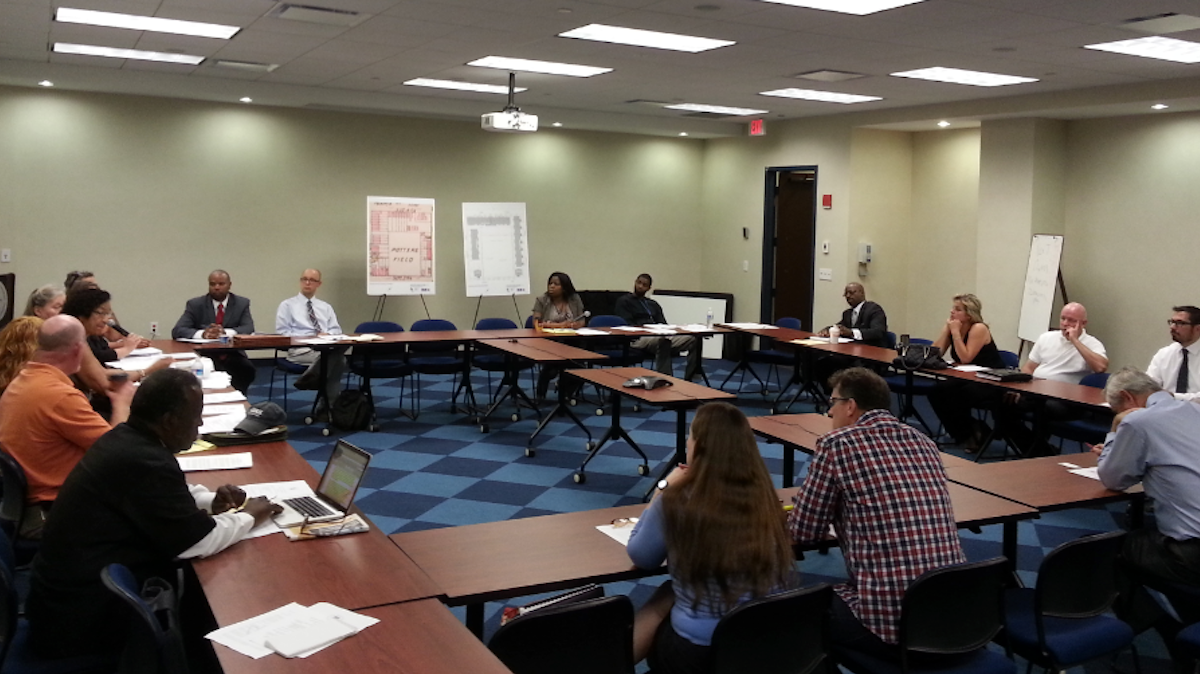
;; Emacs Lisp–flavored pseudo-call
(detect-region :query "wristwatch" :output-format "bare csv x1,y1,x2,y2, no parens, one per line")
656,479,669,491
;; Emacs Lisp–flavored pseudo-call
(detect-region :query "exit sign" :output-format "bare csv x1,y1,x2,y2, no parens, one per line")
749,119,765,136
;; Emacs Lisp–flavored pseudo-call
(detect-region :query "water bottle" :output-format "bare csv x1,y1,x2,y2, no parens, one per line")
829,325,841,343
705,307,714,329
191,358,204,381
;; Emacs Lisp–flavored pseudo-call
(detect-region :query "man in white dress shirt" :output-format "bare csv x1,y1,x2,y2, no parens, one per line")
1146,305,1200,403
275,269,347,413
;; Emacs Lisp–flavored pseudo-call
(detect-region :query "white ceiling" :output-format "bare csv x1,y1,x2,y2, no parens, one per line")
5,0,1200,136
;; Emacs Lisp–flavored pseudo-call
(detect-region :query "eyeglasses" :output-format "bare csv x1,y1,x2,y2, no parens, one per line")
1168,320,1196,327
829,396,852,406
300,277,321,284
91,309,113,318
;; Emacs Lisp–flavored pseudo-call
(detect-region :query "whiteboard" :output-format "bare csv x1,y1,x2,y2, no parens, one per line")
1017,234,1064,343
462,203,532,298
367,196,436,296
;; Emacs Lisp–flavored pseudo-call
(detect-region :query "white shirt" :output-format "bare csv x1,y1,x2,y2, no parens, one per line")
1027,328,1106,383
177,484,255,559
1147,339,1200,402
189,298,237,339
275,293,342,337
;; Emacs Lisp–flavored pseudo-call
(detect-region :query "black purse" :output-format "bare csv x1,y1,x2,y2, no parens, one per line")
892,343,948,371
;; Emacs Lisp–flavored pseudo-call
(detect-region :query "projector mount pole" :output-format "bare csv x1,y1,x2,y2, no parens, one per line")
506,72,518,113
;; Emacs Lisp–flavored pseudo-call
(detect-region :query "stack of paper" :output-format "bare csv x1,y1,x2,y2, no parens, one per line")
595,518,639,546
206,602,379,659
722,322,777,330
574,328,608,336
204,391,247,404
177,452,253,472
128,347,163,357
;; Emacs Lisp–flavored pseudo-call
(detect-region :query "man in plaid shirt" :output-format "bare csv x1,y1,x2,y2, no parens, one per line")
787,367,964,659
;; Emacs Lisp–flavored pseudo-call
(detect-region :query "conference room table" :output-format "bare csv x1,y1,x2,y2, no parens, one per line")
390,480,1036,638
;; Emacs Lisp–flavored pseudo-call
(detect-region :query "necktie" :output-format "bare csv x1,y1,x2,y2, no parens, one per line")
1178,347,1190,394
215,302,225,326
307,300,320,333
851,307,860,326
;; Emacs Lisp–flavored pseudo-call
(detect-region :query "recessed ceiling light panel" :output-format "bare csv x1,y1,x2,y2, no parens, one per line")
558,24,734,52
665,103,768,115
53,43,205,65
468,56,611,77
758,88,882,104
1084,36,1200,63
890,66,1037,86
405,78,527,94
55,7,239,39
753,0,925,15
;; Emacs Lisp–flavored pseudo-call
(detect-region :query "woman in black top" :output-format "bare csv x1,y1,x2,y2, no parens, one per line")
929,293,1006,451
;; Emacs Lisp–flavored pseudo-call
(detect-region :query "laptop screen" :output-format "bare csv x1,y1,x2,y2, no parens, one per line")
315,440,371,512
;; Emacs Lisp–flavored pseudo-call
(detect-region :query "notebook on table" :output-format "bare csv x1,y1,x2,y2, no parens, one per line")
273,440,372,528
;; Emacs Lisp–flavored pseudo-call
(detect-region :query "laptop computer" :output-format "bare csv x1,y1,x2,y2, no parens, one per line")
273,440,372,528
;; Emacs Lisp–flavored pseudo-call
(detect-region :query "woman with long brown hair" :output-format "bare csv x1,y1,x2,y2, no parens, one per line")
0,316,43,394
627,402,795,674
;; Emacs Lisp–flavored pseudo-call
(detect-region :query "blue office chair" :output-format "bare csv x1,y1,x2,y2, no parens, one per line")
348,321,414,428
0,447,38,567
473,318,537,419
267,349,309,411
999,350,1020,369
884,337,941,437
1045,372,1112,452
0,529,114,673
409,319,468,416
732,317,802,396
835,557,1014,674
998,531,1136,674
100,564,188,674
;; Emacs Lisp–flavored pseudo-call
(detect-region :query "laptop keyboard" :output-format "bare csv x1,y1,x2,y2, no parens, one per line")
283,496,335,518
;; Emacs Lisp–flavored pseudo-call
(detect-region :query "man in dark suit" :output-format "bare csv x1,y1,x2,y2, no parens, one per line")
813,283,890,391
171,270,256,393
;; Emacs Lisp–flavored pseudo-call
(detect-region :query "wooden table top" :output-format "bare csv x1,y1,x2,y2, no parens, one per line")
187,442,442,625
749,413,977,470
477,338,608,362
943,451,1141,511
390,503,659,606
566,366,736,406
212,599,512,674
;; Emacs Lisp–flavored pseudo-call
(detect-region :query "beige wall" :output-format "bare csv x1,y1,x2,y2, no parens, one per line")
0,85,704,335
848,128,912,335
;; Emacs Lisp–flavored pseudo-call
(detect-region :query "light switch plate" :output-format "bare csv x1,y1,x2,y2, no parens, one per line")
818,268,833,281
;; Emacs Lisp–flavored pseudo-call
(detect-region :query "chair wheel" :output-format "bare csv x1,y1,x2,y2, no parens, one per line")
637,464,650,476
525,447,536,458
369,424,380,432
480,424,490,433
595,408,604,416
573,472,586,484
586,441,596,451
632,404,641,412
769,407,778,415
511,413,520,422
321,427,331,437
304,416,314,425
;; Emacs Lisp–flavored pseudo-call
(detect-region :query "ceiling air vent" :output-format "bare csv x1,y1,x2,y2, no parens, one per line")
268,3,367,27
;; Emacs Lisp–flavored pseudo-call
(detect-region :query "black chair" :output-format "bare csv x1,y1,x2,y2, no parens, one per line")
1174,621,1200,673
1045,372,1112,452
0,529,113,673
408,319,469,417
267,348,308,411
100,563,188,674
721,317,801,395
348,321,414,428
711,583,833,674
998,531,1136,674
835,557,1014,674
0,447,37,567
488,594,634,674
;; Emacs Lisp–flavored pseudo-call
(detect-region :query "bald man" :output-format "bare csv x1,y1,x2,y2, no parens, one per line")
0,315,134,538
275,268,347,416
1022,302,1108,382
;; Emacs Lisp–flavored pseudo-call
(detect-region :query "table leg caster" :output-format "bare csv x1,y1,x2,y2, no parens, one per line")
524,447,536,458
573,472,586,484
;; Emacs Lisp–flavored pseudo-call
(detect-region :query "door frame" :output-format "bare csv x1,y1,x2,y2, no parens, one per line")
760,165,819,325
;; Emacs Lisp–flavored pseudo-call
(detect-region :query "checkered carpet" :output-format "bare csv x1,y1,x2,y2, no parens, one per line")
248,357,1170,673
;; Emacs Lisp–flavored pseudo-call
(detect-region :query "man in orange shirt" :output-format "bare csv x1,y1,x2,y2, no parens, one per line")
0,314,134,538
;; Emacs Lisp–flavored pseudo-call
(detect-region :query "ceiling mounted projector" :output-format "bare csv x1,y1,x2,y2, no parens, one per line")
482,73,538,133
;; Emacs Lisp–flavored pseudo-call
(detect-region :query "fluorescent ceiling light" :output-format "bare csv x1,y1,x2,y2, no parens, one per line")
665,103,769,115
38,80,53,87
558,24,733,53
890,66,1037,87
1152,103,1170,110
404,78,525,94
467,56,611,77
937,120,950,127
1084,36,1200,64
52,43,205,65
758,88,882,104
239,97,252,103
753,0,925,15
55,7,239,39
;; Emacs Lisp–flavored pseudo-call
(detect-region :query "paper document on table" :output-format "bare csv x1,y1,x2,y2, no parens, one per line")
242,480,317,503
199,413,244,434
203,403,245,417
953,364,990,372
206,601,379,660
791,338,833,346
721,322,775,329
610,326,647,332
574,328,608,336
200,371,232,390
595,518,639,546
177,337,221,343
682,324,709,332
107,355,169,371
178,452,252,472
1068,466,1102,481
342,333,383,341
166,351,198,360
204,391,247,404
297,337,342,345
540,328,576,335
129,347,163,357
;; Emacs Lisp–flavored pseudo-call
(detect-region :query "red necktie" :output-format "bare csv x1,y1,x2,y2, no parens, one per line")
215,303,225,327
